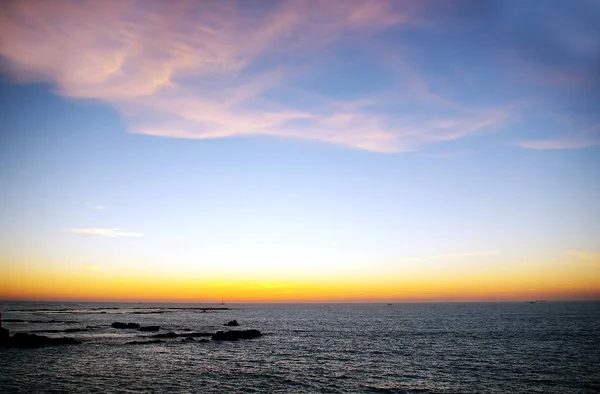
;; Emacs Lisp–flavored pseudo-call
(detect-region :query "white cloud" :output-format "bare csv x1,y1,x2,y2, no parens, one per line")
67,228,142,237
86,202,106,210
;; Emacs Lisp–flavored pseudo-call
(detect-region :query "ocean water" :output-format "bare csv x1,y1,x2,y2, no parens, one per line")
1,301,599,393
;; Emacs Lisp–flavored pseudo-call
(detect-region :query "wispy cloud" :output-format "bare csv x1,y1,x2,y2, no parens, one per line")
246,282,289,290
0,0,511,153
516,138,600,150
568,251,600,262
209,282,233,288
86,202,105,210
82,265,102,272
0,0,597,152
66,228,143,237
515,123,600,150
567,251,600,268
418,252,501,261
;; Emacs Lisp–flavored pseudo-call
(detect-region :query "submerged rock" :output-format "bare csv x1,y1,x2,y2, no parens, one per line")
181,337,211,343
1,327,9,340
132,311,166,314
212,329,262,341
1,332,80,349
111,322,140,329
138,326,160,332
224,320,240,327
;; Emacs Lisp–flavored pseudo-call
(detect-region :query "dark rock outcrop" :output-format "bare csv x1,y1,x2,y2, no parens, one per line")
212,329,262,341
111,322,140,329
1,327,9,340
224,320,240,326
1,332,80,348
138,326,160,332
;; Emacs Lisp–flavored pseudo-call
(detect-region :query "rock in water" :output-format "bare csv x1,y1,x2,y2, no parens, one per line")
212,329,262,341
111,322,140,329
224,320,240,326
2,333,80,348
138,325,160,332
212,331,238,341
0,327,9,341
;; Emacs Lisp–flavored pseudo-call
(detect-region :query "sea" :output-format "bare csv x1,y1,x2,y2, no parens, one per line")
1,301,599,393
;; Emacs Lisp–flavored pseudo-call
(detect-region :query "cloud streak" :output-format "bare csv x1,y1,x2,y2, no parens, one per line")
423,252,501,260
86,202,105,210
515,123,600,150
67,228,143,237
568,251,600,262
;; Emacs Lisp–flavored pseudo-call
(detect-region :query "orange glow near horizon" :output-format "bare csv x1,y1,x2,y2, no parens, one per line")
3,257,599,303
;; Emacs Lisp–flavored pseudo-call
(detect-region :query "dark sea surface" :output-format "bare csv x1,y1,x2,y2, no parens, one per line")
1,301,599,393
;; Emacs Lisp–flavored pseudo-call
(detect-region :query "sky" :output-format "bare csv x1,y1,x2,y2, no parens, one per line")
1,0,599,302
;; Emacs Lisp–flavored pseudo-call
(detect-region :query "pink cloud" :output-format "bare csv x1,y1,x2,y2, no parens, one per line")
0,0,508,152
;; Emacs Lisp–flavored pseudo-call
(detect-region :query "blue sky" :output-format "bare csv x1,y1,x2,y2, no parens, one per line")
0,0,599,300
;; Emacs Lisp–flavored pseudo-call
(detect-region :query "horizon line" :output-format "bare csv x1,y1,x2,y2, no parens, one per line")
1,298,599,304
